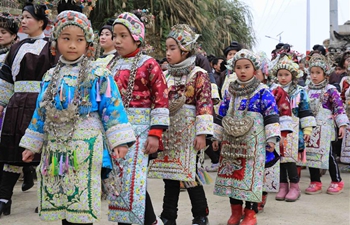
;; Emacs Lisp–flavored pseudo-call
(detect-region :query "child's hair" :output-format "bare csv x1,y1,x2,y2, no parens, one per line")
0,12,19,36
113,12,145,47
167,24,200,59
22,0,49,30
50,10,94,57
312,44,326,56
339,51,350,69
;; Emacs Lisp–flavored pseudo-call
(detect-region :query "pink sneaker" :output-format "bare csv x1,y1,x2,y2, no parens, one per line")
305,182,322,195
326,181,344,195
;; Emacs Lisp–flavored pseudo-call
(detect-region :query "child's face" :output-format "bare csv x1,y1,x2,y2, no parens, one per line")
113,24,139,57
335,66,345,75
213,59,223,73
277,69,292,85
21,11,44,37
99,29,114,51
0,28,16,47
234,59,255,82
226,50,237,60
255,69,265,82
57,26,87,61
166,38,187,65
310,67,326,84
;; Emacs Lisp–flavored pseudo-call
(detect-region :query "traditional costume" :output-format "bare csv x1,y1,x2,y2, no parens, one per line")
19,11,136,224
107,13,169,225
304,55,348,195
214,49,280,225
148,24,213,225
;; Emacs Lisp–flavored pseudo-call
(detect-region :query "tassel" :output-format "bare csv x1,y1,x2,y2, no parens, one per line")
59,154,64,176
68,87,71,103
73,150,79,171
203,170,213,184
65,154,69,174
53,154,59,176
50,155,55,176
105,77,112,98
96,81,101,102
197,168,206,185
42,155,49,176
60,83,64,102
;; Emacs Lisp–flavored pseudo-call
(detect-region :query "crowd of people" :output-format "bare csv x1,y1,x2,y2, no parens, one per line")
0,1,349,225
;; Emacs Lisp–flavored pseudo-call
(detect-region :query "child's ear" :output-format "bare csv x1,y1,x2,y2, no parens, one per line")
136,41,141,47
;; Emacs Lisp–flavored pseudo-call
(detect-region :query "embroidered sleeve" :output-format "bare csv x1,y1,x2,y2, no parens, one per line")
260,89,281,141
147,59,169,130
194,71,213,135
328,87,349,127
97,72,136,150
298,89,316,128
0,79,13,107
211,83,220,105
271,87,293,132
19,76,50,153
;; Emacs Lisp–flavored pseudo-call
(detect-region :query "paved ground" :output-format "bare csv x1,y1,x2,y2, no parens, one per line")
1,161,350,225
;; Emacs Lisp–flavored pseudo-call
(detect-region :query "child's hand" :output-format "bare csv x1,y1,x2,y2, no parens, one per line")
304,134,310,142
22,150,34,162
266,142,275,152
338,126,346,139
113,146,128,159
144,136,159,154
212,140,219,151
194,134,206,151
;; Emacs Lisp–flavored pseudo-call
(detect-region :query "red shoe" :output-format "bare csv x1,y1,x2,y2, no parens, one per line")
305,182,322,195
227,204,243,225
240,209,257,225
257,194,267,213
326,181,344,195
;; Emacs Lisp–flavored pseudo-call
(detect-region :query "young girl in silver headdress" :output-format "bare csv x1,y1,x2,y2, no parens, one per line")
20,10,135,225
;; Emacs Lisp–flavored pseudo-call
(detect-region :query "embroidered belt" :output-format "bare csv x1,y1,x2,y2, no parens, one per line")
127,108,151,125
14,81,41,93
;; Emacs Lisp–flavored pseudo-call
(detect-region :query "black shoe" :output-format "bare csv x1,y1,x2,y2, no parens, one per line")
35,207,38,213
160,216,177,225
0,200,11,217
192,216,209,225
22,166,35,192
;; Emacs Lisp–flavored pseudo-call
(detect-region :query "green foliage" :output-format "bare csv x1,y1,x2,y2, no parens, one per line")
89,0,256,57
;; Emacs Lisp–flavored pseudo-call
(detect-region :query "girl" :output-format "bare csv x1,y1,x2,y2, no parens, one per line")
0,1,55,216
304,55,348,195
95,21,116,66
107,12,169,225
214,49,280,225
255,52,293,212
20,10,135,225
272,54,316,202
148,24,213,225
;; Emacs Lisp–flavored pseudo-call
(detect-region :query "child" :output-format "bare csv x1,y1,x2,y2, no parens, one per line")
107,12,169,225
148,24,213,225
255,52,293,212
214,49,280,225
20,10,136,224
271,54,316,202
0,1,56,216
304,55,348,194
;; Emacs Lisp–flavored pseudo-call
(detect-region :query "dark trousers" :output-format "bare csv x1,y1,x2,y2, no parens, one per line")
62,219,92,225
205,140,220,164
280,162,299,183
0,171,20,200
229,198,258,213
118,191,156,225
309,146,341,182
0,163,3,183
160,179,209,221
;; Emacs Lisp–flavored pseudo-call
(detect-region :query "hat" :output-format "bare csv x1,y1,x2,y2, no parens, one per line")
312,44,326,56
223,41,242,57
113,12,145,43
270,55,302,78
167,24,200,52
22,0,49,30
308,54,333,76
0,13,19,35
232,49,261,71
52,10,94,43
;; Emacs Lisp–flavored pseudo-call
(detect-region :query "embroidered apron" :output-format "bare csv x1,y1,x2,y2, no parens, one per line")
302,108,334,169
341,125,350,163
108,108,150,224
38,113,103,223
263,144,280,193
280,116,299,163
148,105,197,181
214,111,265,203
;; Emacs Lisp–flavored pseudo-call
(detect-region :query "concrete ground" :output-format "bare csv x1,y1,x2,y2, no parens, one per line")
1,161,350,225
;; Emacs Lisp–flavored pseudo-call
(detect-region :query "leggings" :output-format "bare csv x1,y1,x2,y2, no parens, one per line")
280,162,299,183
309,146,341,182
229,198,258,213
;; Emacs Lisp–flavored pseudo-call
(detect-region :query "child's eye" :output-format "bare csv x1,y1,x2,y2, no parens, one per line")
64,37,69,40
78,39,84,42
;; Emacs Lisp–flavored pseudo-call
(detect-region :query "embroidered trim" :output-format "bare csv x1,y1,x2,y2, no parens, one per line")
19,129,45,153
195,114,213,136
265,123,281,141
150,108,170,128
0,79,13,106
300,116,317,128
335,114,349,127
3,164,22,174
14,81,41,93
105,123,135,149
212,123,224,141
279,115,294,133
